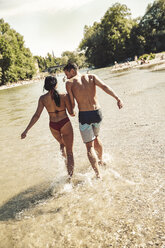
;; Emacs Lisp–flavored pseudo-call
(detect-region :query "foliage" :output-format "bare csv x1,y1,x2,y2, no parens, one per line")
1,0,165,83
0,19,36,85
139,53,156,60
139,0,165,53
35,50,87,73
79,3,134,67
79,0,165,68
61,50,87,68
149,53,156,60
0,66,2,83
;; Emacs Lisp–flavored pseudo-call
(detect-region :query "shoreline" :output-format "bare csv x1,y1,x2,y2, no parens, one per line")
0,74,46,91
1,56,165,91
110,58,165,73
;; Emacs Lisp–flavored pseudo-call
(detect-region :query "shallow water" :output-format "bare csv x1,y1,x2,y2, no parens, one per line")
0,68,165,247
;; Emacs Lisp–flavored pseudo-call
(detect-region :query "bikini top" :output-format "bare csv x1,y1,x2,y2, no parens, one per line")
48,109,65,114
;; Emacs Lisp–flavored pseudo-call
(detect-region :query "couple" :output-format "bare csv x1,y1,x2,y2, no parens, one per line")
21,63,123,179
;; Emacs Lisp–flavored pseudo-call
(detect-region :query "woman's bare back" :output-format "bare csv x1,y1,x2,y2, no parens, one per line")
41,93,68,122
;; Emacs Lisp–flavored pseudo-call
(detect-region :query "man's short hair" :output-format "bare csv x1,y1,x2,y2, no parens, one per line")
63,63,78,72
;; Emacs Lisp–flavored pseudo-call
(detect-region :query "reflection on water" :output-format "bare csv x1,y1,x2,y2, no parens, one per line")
0,69,165,247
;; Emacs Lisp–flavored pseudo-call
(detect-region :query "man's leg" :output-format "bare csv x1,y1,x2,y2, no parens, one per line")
86,141,100,178
94,136,104,165
93,123,106,166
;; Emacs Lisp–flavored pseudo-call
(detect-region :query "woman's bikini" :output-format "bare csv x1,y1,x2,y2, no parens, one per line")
49,109,70,132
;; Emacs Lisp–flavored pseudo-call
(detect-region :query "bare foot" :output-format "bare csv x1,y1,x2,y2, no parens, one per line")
95,172,102,179
96,174,102,180
98,161,107,166
66,176,72,184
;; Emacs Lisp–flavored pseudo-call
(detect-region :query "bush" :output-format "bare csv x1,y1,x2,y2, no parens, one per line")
0,67,2,85
139,53,155,61
149,53,155,60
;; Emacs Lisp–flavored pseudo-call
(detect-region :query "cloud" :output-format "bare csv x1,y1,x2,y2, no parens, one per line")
0,0,93,18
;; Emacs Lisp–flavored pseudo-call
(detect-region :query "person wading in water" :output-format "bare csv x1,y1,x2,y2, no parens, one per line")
21,76,75,178
64,63,123,179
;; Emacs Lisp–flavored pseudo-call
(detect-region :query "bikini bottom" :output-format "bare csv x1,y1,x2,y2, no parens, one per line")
49,117,70,132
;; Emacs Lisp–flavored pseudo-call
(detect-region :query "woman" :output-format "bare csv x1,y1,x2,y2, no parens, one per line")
21,76,75,178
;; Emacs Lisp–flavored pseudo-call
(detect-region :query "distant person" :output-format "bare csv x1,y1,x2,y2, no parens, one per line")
161,54,164,60
21,76,75,178
64,63,123,179
114,61,118,68
134,55,139,64
140,58,147,65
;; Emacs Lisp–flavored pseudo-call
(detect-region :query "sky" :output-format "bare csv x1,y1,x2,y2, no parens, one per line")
0,0,154,57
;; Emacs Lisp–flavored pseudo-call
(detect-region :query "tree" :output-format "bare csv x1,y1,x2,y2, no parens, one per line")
139,0,165,53
127,19,146,57
0,19,36,84
61,50,86,68
79,3,133,67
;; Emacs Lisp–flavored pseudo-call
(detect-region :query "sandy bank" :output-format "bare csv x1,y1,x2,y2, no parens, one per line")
1,56,165,91
110,57,165,73
0,74,46,91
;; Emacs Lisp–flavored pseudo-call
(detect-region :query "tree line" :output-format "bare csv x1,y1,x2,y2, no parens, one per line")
0,19,86,85
79,0,165,67
0,19,36,85
0,0,165,85
34,51,86,74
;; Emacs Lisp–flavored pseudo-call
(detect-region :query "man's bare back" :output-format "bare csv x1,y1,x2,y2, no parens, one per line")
66,73,100,111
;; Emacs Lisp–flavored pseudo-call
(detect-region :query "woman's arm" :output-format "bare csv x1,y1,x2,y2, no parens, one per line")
21,96,44,139
65,94,75,117
66,81,75,110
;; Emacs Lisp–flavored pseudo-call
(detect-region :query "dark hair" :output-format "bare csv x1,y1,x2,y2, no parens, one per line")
63,62,78,72
44,76,60,107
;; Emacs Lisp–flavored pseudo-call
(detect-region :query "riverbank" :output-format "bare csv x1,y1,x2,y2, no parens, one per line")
110,56,165,73
0,73,46,91
1,52,165,91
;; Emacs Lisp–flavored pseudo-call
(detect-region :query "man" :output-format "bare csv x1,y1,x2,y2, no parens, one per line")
64,63,123,179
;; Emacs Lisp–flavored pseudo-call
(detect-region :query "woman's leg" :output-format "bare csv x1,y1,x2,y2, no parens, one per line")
61,121,74,178
50,127,66,159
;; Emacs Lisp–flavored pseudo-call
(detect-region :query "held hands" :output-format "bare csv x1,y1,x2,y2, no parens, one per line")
21,130,27,139
71,111,76,117
117,99,123,109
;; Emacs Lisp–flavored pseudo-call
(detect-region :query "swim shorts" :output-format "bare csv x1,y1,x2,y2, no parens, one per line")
79,109,103,143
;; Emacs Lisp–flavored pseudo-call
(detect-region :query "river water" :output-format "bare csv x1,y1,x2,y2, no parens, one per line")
0,67,164,247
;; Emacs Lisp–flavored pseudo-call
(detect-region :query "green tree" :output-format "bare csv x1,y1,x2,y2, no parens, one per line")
61,50,86,68
35,53,63,73
79,3,133,67
34,56,47,72
0,19,36,85
139,0,165,53
79,23,107,67
127,19,146,57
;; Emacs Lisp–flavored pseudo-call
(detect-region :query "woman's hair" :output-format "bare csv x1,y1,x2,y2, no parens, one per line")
44,76,60,107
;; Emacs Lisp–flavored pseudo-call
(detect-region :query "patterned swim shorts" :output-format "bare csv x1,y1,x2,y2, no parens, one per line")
78,109,103,143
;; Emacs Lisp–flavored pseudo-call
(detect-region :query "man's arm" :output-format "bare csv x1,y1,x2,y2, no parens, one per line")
21,96,44,139
94,74,123,109
66,81,75,109
65,94,75,116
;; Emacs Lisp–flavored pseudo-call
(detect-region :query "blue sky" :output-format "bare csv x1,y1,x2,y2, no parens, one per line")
0,0,154,57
